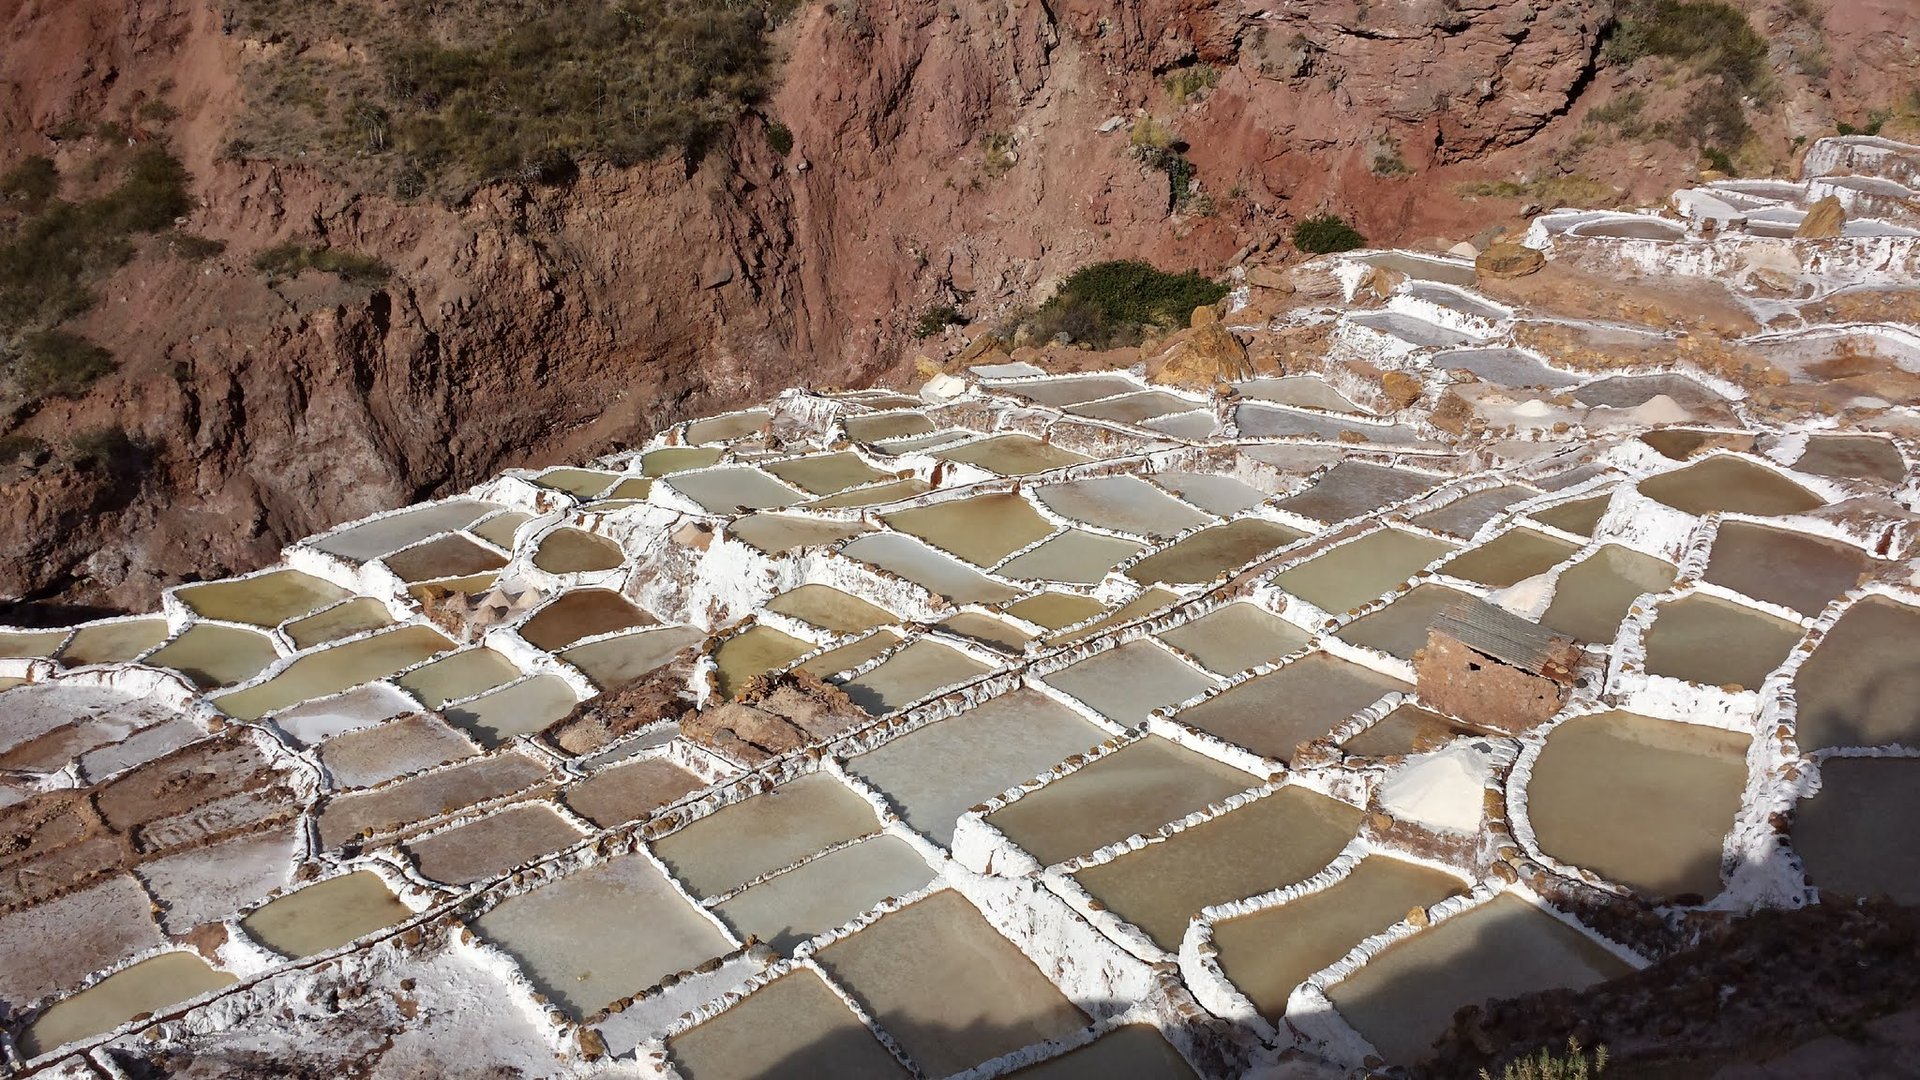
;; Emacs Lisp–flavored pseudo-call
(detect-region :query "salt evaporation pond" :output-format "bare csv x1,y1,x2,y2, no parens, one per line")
1793,596,1920,748
1526,712,1748,897
1174,652,1409,762
1792,757,1920,903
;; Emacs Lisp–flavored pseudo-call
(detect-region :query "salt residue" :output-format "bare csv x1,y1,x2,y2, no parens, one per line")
1378,743,1492,833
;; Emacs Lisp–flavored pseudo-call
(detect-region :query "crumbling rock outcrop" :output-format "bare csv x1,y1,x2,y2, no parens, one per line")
679,670,868,767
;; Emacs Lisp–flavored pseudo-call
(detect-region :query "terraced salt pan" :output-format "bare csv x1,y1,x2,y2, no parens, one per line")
729,513,869,553
883,493,1055,565
1005,591,1107,630
1041,639,1219,725
1793,757,1920,903
1236,376,1368,413
51,614,166,664
806,477,933,509
563,756,706,828
405,803,586,886
143,624,280,690
1573,374,1725,411
843,533,1022,605
766,584,896,634
1010,1024,1199,1079
1156,602,1310,675
241,871,411,959
20,952,236,1060
395,648,521,708
1065,390,1201,424
1410,485,1536,539
474,854,732,1018
175,570,351,627
1126,519,1307,585
1637,456,1824,516
800,629,905,678
1794,596,1920,748
1353,250,1478,287
1793,434,1906,483
1433,348,1582,389
684,409,770,445
665,969,909,1080
846,689,1108,846
1343,704,1472,758
1525,712,1748,897
1640,594,1802,690
470,511,532,548
1272,529,1458,614
383,534,509,583
1035,475,1214,537
1336,584,1478,661
763,451,891,495
270,684,417,745
138,824,301,933
1046,587,1181,647
1001,374,1142,406
652,772,880,897
518,589,654,651
838,639,993,715
1236,404,1422,444
0,874,163,1006
1274,462,1440,523
315,752,551,848
816,889,1089,1077
1326,893,1633,1066
714,834,935,952
984,736,1256,867
1539,546,1678,644
1438,528,1579,588
934,434,1091,475
532,468,621,498
310,499,499,561
1211,856,1466,1020
666,467,804,513
1151,471,1269,515
1528,492,1611,537
318,713,473,787
997,529,1143,584
1703,523,1868,617
0,629,70,658
936,612,1035,652
712,625,811,698
1175,652,1410,762
639,447,726,476
284,598,394,649
531,528,625,573
558,625,703,690
842,411,936,443
1074,786,1362,951
1345,310,1477,349
443,675,578,747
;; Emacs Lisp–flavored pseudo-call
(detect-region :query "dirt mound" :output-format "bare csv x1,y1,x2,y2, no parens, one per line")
1424,899,1920,1078
680,669,868,766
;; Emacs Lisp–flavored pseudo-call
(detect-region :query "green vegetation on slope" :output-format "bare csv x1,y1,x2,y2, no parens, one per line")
1012,260,1228,349
1603,0,1771,160
228,0,787,196
1292,214,1366,254
0,146,193,404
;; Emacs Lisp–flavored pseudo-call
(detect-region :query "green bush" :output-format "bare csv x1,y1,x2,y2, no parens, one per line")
1022,260,1227,349
252,242,392,285
1292,214,1366,254
165,233,227,261
11,329,114,398
913,305,965,338
1163,64,1218,106
766,121,794,157
1,156,59,210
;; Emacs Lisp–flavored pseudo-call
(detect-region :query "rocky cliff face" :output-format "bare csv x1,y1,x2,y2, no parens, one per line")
0,0,1910,614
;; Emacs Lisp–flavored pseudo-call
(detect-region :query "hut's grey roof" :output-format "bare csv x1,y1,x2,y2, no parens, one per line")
1432,597,1573,676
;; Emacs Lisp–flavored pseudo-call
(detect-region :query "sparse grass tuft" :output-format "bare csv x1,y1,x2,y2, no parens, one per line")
1480,1038,1609,1080
1604,0,1769,153
252,242,393,285
1163,64,1219,107
913,304,966,338
11,329,115,399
